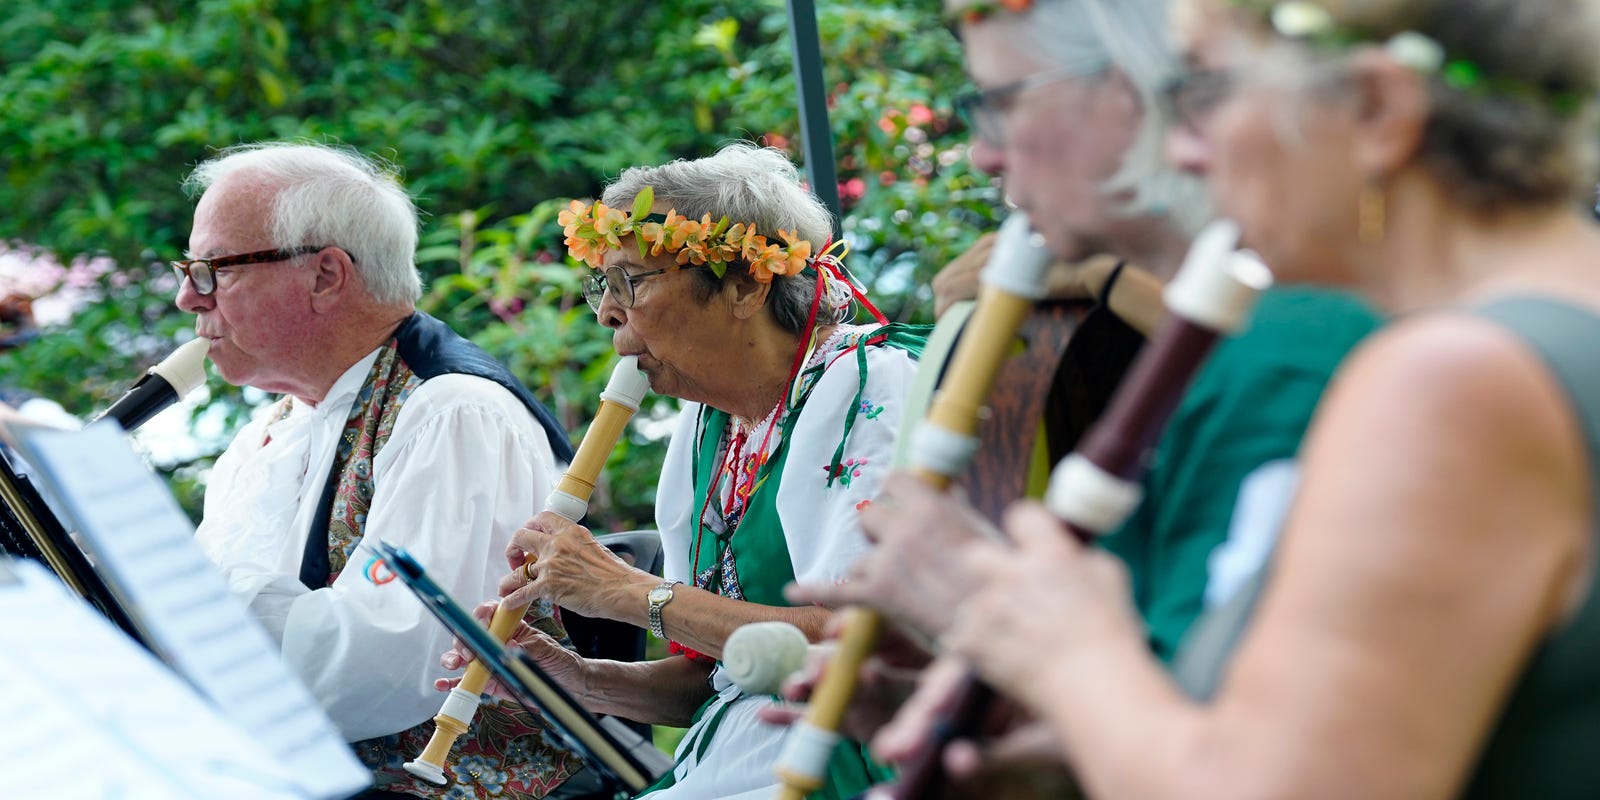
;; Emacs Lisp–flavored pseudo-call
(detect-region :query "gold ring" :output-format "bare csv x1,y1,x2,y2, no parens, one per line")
521,559,536,582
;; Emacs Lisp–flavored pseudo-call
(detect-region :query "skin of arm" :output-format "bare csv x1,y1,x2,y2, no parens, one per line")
944,315,1592,800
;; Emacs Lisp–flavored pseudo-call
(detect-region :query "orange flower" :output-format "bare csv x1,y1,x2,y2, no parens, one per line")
775,230,812,276
636,220,667,256
557,199,588,233
560,194,830,284
748,243,787,283
566,234,604,269
591,202,630,249
725,222,768,262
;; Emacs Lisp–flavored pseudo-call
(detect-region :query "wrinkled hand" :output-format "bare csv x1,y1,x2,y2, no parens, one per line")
500,510,647,617
436,600,588,700
931,230,1124,319
788,473,998,642
941,502,1140,704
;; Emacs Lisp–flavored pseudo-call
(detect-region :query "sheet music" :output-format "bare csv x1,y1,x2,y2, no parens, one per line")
13,421,370,800
0,557,309,800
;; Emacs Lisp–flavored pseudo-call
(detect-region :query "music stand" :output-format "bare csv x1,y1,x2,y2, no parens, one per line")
372,540,671,797
0,446,145,645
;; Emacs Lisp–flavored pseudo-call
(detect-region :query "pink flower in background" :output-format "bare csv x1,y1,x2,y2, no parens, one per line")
0,245,112,326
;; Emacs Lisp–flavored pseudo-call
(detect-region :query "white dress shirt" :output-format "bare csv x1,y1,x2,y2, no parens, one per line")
196,349,559,741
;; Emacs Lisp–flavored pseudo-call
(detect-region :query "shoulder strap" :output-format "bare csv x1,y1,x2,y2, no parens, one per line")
1470,297,1600,497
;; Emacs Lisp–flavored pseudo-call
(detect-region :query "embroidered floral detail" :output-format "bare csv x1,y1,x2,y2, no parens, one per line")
855,499,873,511
822,457,869,488
856,398,884,420
454,756,510,795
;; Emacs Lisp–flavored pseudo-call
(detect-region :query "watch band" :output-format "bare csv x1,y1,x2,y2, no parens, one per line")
647,579,681,640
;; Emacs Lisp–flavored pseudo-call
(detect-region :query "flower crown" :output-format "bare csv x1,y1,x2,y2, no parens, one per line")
1257,1,1583,114
558,187,820,284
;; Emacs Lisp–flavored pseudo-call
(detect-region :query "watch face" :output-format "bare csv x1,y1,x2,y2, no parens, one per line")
648,587,673,604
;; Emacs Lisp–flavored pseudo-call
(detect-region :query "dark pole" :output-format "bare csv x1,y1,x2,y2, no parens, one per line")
786,0,842,237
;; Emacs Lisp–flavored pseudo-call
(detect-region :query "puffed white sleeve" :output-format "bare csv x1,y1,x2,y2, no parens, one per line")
273,375,556,741
775,342,920,587
655,402,702,586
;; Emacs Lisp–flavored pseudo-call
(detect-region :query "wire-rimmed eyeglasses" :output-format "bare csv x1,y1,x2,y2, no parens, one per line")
582,266,680,312
171,246,332,296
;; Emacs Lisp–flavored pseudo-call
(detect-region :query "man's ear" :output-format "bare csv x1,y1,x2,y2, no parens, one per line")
727,272,774,321
1347,50,1431,177
309,246,357,313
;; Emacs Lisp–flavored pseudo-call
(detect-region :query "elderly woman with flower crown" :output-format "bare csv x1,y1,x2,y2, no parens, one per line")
439,142,920,799
866,0,1600,797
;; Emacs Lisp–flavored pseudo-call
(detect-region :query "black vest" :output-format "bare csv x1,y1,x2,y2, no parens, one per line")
298,311,574,589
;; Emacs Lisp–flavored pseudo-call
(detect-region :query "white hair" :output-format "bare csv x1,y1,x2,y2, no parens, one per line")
601,142,841,333
184,142,422,306
1003,0,1212,235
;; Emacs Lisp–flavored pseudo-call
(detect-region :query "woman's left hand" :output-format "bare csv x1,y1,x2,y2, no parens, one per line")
941,501,1142,704
499,510,647,616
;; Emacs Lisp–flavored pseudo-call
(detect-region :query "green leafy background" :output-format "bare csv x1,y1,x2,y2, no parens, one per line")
0,0,997,534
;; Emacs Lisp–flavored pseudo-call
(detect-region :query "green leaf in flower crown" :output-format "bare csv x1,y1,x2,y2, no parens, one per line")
711,215,730,237
631,186,655,222
632,187,655,258
710,261,727,279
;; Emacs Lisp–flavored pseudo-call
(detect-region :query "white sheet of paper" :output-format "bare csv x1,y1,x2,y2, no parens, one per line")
0,557,310,800
13,421,370,800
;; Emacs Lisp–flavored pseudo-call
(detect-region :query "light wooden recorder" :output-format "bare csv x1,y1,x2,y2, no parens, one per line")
403,356,650,786
770,213,1053,800
866,220,1271,800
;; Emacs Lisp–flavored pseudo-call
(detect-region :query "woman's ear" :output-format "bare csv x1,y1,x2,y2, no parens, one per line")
1347,49,1431,177
726,272,774,321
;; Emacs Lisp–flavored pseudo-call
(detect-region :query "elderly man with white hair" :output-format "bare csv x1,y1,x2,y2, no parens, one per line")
176,142,581,800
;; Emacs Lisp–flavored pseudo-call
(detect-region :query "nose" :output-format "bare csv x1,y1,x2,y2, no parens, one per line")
595,289,625,330
1165,123,1212,176
968,138,1006,175
174,272,214,314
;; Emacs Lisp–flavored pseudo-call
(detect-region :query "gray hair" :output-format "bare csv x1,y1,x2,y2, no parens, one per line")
989,0,1212,235
599,142,838,334
1254,0,1600,212
184,142,423,306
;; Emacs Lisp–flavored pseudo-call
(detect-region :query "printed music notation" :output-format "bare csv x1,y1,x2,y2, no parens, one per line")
11,421,370,800
0,557,306,799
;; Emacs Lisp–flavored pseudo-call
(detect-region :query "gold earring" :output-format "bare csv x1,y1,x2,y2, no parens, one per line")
1358,182,1387,245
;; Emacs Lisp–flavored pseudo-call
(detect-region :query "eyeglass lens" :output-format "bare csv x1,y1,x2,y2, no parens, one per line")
582,268,637,312
174,263,217,295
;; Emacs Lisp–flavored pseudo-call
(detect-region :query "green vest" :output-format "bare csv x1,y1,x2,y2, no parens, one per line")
643,324,927,799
